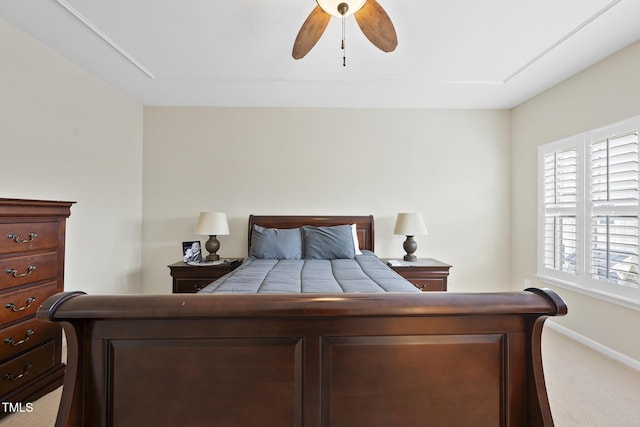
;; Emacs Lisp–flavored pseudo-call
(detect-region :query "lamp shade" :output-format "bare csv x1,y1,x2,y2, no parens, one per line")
393,213,428,236
316,0,367,17
193,212,229,236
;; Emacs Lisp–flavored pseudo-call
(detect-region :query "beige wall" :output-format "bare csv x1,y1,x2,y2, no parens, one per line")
142,107,511,294
0,18,144,294
511,39,640,362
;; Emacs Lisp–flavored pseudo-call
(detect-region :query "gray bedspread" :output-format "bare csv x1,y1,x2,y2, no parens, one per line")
198,251,420,293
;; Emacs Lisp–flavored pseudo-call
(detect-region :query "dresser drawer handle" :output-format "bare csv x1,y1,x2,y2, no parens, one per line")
5,297,36,312
2,362,33,381
3,330,35,347
5,265,36,278
6,232,37,243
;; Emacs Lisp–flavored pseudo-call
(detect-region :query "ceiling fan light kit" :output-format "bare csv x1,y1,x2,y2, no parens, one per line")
316,0,367,17
292,0,398,63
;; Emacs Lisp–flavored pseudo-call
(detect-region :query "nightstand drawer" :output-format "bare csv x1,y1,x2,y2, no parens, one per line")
169,259,243,293
408,278,447,292
174,279,218,293
385,258,452,292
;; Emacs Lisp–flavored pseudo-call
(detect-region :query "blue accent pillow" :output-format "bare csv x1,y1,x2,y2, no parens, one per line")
302,225,356,259
249,225,302,259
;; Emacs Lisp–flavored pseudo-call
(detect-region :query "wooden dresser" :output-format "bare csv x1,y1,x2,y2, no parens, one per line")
0,198,73,416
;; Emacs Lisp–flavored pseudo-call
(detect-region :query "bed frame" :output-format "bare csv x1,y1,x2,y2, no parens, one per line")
37,216,567,427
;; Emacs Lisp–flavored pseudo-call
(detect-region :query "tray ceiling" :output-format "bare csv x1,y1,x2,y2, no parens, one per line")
2,0,639,108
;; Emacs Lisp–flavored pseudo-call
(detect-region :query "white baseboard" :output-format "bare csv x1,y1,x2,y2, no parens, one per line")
546,320,640,372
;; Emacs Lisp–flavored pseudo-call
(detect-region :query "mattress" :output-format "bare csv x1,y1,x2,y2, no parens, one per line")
198,251,420,293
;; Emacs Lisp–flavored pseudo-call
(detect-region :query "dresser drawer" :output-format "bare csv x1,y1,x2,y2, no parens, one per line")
0,339,57,396
0,317,59,361
0,222,59,256
0,281,58,325
0,252,58,289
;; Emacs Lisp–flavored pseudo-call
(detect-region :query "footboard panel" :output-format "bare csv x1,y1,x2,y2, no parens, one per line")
37,289,566,427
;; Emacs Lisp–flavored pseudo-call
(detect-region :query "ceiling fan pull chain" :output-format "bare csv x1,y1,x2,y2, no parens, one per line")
341,14,346,66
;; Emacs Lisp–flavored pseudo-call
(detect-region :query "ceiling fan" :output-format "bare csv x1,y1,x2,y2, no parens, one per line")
292,0,398,63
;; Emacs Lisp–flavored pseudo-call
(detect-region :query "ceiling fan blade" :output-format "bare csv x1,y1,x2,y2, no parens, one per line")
354,0,398,52
292,6,331,60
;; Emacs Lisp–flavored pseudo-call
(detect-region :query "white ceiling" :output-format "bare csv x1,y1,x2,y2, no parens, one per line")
2,0,640,109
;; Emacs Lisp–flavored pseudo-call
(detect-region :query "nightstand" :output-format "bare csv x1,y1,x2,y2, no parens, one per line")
168,259,243,293
383,258,452,291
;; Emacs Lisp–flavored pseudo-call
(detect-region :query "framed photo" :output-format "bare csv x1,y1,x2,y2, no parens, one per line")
182,241,203,263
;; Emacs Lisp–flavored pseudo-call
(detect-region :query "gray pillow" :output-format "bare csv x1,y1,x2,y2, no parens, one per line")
249,225,302,259
302,225,356,259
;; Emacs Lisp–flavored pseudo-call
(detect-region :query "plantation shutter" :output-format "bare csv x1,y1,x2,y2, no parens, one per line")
543,148,578,273
589,130,639,287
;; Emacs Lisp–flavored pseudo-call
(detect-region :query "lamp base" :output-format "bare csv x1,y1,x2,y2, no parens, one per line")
402,235,418,262
204,235,221,262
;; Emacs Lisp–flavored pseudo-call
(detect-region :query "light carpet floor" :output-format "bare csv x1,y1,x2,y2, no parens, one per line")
1,327,639,426
543,327,640,426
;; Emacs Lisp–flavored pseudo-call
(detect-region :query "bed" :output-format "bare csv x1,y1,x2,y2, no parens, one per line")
198,215,419,294
37,215,567,427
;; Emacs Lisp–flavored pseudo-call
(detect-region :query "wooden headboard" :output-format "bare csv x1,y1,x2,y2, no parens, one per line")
248,215,375,252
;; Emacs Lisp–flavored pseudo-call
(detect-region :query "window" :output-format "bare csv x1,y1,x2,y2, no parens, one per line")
538,117,640,308
542,146,578,273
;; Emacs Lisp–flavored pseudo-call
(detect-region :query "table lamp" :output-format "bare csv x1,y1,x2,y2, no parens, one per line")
393,212,428,262
193,212,229,261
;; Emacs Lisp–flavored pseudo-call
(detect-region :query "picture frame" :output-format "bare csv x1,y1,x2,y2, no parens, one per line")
182,241,203,263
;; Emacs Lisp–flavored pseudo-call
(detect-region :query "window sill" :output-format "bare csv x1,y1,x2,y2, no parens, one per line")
537,275,640,312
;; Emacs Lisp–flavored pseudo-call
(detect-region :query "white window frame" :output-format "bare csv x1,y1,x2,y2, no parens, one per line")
537,117,640,311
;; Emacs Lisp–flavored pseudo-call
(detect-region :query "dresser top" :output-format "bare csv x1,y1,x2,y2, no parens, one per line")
0,198,75,218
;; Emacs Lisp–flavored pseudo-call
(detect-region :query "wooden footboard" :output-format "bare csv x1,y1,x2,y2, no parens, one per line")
37,288,566,427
